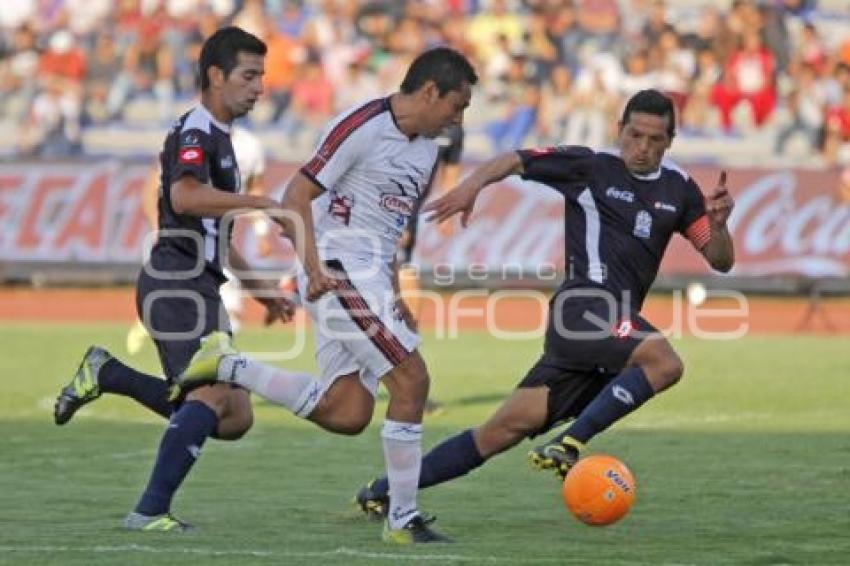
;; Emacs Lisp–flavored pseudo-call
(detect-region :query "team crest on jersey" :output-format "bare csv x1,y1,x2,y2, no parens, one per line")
379,193,416,216
181,132,200,146
328,193,353,225
178,146,204,165
633,210,652,239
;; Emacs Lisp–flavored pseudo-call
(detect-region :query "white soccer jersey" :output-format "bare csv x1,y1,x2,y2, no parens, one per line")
301,98,440,263
231,125,265,189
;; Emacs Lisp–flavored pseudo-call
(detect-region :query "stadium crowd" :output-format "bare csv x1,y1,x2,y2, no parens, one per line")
1,0,849,164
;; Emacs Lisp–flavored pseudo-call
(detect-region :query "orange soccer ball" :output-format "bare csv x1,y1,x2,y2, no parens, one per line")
562,454,636,526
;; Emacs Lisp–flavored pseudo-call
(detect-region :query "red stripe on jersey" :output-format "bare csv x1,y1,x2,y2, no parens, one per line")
178,146,204,165
334,279,409,367
685,214,712,249
303,99,387,178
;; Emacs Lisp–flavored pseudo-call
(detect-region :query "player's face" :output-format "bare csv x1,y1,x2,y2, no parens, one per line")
222,51,265,119
618,112,672,175
422,82,472,138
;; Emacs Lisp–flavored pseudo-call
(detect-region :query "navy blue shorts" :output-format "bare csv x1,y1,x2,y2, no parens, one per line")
542,294,657,375
516,293,657,436
136,268,230,383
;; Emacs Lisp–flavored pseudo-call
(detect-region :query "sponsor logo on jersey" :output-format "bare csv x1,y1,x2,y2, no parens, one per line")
220,155,234,168
654,201,677,212
178,147,203,165
613,319,634,338
379,193,416,216
633,210,652,239
606,186,634,203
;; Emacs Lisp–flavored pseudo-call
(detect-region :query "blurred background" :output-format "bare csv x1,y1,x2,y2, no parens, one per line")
0,0,848,326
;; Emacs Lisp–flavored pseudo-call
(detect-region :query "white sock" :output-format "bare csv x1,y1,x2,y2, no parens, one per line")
381,419,423,529
218,355,324,417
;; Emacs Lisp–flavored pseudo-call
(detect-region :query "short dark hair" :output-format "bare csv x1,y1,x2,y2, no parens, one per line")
400,47,478,96
199,26,267,91
621,89,676,138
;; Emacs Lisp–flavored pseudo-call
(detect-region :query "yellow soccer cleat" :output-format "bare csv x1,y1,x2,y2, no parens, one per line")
54,346,113,425
382,515,452,544
123,512,194,532
528,436,584,480
175,331,237,391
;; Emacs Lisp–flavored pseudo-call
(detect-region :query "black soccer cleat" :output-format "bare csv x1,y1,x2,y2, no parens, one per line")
54,346,113,425
528,436,582,480
382,515,452,544
354,480,389,520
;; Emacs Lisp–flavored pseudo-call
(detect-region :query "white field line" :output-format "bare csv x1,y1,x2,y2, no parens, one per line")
0,544,572,563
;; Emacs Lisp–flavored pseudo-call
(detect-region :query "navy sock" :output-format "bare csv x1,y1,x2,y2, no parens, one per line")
372,429,485,497
563,366,655,444
134,400,219,516
99,358,172,419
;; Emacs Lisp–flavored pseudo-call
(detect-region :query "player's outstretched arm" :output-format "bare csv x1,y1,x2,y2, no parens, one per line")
276,172,338,301
170,175,277,217
424,151,523,227
701,171,735,272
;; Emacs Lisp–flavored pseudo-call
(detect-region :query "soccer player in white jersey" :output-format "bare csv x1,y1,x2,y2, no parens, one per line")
177,47,478,544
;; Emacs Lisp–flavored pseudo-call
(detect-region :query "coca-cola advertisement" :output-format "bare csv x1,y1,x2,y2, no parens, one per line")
0,161,847,281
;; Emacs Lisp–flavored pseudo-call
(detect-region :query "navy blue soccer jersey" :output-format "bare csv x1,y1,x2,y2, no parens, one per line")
151,105,241,283
517,146,710,310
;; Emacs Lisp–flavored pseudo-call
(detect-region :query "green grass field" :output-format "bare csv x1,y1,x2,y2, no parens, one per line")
1,323,849,565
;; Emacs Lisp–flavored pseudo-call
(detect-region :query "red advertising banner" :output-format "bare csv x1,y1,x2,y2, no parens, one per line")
0,161,847,278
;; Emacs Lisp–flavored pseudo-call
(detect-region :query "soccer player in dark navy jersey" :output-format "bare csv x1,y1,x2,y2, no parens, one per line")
355,89,735,515
53,27,295,532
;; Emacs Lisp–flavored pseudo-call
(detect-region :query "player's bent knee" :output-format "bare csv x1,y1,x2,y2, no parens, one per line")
658,354,685,387
216,414,253,440
319,410,372,435
186,383,233,418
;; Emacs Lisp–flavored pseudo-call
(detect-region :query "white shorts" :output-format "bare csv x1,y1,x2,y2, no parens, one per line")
297,256,420,397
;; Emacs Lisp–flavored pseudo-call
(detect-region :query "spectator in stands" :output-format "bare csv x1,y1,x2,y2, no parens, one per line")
84,33,121,124
547,0,586,73
262,18,303,124
656,29,695,117
575,0,621,55
468,0,524,63
682,48,721,135
18,29,85,157
280,54,334,145
334,56,380,113
0,24,39,121
711,29,777,133
106,20,175,125
620,48,656,98
231,0,266,39
524,8,560,80
641,0,675,49
774,62,826,156
823,86,850,165
536,63,576,145
486,53,541,151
